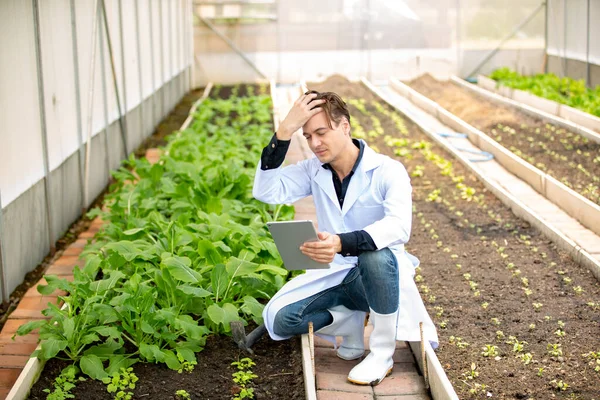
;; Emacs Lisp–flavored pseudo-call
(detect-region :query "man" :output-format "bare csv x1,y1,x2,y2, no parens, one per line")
253,90,438,386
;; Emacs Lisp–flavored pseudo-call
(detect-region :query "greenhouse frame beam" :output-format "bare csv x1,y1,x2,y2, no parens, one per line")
33,0,56,254
70,0,86,212
466,1,546,79
195,11,267,79
118,0,129,143
0,190,7,303
99,4,111,176
148,0,157,127
586,0,591,85
134,0,145,145
101,0,129,158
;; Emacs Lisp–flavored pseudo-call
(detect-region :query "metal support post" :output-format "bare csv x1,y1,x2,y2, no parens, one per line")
544,0,548,73
0,190,8,303
101,0,129,157
32,0,56,254
465,1,546,79
69,0,86,212
134,0,145,138
562,0,567,76
194,11,267,79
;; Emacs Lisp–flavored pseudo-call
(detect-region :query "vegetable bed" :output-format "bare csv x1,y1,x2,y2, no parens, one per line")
406,74,600,206
23,83,305,400
309,76,600,399
489,68,600,118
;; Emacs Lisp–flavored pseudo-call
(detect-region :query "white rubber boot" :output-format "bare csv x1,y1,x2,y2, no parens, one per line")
317,305,366,360
347,308,398,385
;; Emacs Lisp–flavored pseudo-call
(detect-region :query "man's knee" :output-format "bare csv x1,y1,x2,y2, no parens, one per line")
273,306,301,337
357,248,396,271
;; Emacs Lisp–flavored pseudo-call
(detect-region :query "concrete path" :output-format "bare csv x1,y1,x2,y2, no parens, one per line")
274,85,431,400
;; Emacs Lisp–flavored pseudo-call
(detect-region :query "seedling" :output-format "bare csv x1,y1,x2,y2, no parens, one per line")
512,340,527,353
537,367,544,377
481,302,489,310
496,331,505,340
463,362,479,380
231,358,258,400
517,352,534,365
573,286,584,295
103,367,138,400
547,343,563,357
549,379,569,391
491,318,501,326
528,323,536,331
176,389,191,399
43,365,86,400
532,302,543,311
481,345,499,357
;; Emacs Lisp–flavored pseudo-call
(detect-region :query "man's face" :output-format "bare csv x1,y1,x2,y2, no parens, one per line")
302,111,350,164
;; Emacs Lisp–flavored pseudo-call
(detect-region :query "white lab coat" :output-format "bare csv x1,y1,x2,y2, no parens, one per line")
253,140,439,348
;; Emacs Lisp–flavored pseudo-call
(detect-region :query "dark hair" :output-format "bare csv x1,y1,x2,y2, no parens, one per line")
305,90,351,130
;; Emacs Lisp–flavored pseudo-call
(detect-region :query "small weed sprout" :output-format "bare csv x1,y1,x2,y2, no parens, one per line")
496,331,505,340
517,352,534,365
537,367,545,377
231,358,258,400
491,318,501,326
532,302,543,311
481,302,489,309
439,320,448,329
547,343,563,357
481,345,499,357
558,320,565,329
43,365,86,400
555,329,566,338
549,379,569,391
102,367,138,400
463,362,479,380
529,323,536,331
434,306,444,317
573,285,584,295
176,389,191,400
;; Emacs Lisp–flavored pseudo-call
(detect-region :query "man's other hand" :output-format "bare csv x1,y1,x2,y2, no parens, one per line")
276,92,326,140
300,231,341,264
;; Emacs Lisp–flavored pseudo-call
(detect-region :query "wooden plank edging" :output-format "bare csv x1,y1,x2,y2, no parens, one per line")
301,334,318,400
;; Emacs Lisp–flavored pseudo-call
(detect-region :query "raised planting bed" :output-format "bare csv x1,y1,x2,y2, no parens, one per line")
14,83,305,400
309,75,600,398
407,74,600,208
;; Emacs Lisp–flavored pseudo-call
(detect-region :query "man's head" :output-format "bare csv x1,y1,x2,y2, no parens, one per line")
302,90,353,164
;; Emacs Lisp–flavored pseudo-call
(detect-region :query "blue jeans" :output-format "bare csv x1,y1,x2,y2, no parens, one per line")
273,248,399,337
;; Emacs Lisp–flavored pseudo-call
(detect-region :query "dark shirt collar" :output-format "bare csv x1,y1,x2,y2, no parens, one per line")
322,139,364,174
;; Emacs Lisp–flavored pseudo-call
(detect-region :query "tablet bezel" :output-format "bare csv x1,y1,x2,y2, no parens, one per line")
266,220,331,270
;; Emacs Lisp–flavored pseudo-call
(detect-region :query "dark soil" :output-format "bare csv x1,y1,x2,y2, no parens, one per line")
28,332,304,400
407,74,600,206
310,76,600,399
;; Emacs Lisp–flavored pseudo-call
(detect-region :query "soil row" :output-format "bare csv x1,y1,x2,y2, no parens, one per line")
408,74,600,206
309,76,600,399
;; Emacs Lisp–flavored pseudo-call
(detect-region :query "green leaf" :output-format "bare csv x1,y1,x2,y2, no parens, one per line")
175,315,209,339
104,241,140,261
206,303,239,332
93,326,121,339
161,256,201,283
177,285,212,298
80,354,109,380
241,296,264,323
90,270,126,293
123,228,145,235
84,341,123,358
256,264,287,276
162,349,181,370
14,319,47,337
197,239,223,265
210,264,228,300
40,338,68,360
140,343,164,363
226,256,258,279
106,355,138,376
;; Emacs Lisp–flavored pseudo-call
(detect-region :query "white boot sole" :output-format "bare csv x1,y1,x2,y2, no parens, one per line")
347,366,393,386
336,349,365,361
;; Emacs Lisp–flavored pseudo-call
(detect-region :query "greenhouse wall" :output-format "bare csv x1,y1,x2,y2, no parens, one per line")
0,0,193,301
191,0,545,84
546,0,600,87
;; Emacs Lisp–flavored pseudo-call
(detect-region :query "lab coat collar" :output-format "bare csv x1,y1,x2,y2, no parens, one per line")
314,140,383,214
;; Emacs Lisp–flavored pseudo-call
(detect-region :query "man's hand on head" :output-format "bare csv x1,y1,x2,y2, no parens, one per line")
299,231,342,264
277,92,326,141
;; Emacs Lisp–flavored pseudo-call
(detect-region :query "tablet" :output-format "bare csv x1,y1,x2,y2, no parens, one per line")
266,220,331,270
